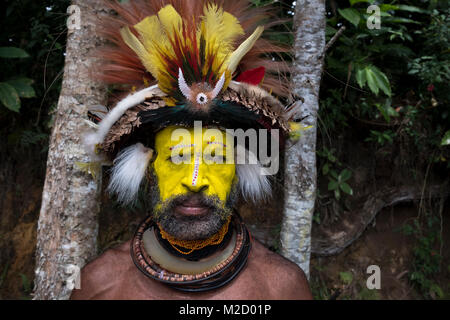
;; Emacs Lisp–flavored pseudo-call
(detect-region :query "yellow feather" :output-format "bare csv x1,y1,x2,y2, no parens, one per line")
157,5,182,37
124,5,184,92
121,3,254,99
227,26,264,74
133,15,175,85
134,16,167,53
200,4,244,59
120,26,158,78
222,12,245,43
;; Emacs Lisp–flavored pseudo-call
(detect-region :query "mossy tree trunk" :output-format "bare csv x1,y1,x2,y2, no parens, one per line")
33,0,107,300
280,0,326,278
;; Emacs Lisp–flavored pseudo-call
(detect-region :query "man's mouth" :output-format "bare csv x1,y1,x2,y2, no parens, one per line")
173,196,211,217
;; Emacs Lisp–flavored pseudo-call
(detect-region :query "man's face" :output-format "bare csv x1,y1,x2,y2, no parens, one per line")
150,125,237,240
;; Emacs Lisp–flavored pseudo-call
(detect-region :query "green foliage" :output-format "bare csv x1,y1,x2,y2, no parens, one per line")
441,131,450,146
365,129,394,146
408,10,450,86
0,46,30,58
19,273,32,300
327,169,353,200
316,0,450,210
357,287,380,300
355,65,391,96
317,147,353,201
338,8,361,27
321,0,449,142
339,271,353,285
0,82,21,112
0,47,35,112
1,0,69,155
401,211,444,299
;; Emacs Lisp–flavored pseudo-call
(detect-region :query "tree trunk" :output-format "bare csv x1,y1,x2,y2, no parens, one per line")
33,0,107,300
280,0,326,278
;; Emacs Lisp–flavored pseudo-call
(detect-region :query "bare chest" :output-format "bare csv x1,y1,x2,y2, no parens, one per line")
107,264,272,300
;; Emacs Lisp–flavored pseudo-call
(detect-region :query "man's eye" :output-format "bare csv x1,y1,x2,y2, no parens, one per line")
204,154,227,163
167,154,183,163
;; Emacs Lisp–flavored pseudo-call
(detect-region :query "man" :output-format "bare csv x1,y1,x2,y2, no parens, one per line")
71,0,312,299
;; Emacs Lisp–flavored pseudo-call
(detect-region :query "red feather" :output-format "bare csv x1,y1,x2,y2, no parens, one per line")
235,66,265,85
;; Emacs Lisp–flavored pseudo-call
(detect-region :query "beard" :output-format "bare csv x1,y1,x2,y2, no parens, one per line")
147,170,239,241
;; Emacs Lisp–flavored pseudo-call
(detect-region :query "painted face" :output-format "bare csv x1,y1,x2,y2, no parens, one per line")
151,125,237,240
153,126,235,204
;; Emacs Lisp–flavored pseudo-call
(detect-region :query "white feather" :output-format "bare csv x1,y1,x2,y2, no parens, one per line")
210,72,225,100
83,119,99,130
107,143,153,205
88,104,109,120
178,68,192,100
83,85,159,155
235,145,271,203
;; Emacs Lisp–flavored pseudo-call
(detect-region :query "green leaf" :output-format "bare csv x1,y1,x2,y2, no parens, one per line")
429,284,444,299
328,180,338,191
371,66,392,96
340,169,352,181
340,182,353,195
322,163,330,175
19,273,31,294
328,153,336,163
349,0,374,5
384,17,420,24
334,189,341,200
382,132,393,143
6,78,35,98
330,170,339,179
375,103,390,123
0,82,20,112
386,105,399,118
338,8,361,27
379,4,399,12
365,68,379,95
326,25,337,37
441,130,450,146
339,271,353,285
313,212,321,224
396,5,429,14
355,67,367,88
0,47,30,58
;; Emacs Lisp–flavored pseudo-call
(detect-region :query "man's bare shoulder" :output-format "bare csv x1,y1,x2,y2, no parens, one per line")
70,241,132,300
84,241,131,275
245,239,313,299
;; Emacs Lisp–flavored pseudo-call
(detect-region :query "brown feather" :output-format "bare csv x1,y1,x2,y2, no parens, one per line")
92,0,291,98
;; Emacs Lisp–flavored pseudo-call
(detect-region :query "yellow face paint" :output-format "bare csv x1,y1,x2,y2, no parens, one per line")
152,126,236,207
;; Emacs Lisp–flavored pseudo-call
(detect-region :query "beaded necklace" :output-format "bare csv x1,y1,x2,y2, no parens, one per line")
157,216,231,255
131,213,251,292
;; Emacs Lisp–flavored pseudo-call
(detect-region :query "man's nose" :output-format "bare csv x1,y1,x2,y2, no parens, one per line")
183,181,208,193
181,162,209,193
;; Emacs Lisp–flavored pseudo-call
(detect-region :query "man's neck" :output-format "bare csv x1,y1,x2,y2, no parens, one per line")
130,213,251,292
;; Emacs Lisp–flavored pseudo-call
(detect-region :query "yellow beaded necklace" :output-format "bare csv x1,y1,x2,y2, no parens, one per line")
158,217,232,255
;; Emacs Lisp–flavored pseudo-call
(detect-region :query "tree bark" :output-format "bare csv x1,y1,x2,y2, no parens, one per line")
280,0,326,278
33,0,107,300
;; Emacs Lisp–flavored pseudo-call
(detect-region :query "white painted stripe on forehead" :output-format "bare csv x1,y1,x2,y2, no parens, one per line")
206,141,227,147
191,151,201,186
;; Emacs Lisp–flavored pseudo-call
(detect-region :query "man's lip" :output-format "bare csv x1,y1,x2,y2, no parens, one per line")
174,204,210,217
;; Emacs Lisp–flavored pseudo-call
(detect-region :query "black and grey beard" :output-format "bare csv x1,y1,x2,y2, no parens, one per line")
146,170,239,241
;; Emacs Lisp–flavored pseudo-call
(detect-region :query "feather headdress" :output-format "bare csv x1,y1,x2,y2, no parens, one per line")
82,0,295,203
